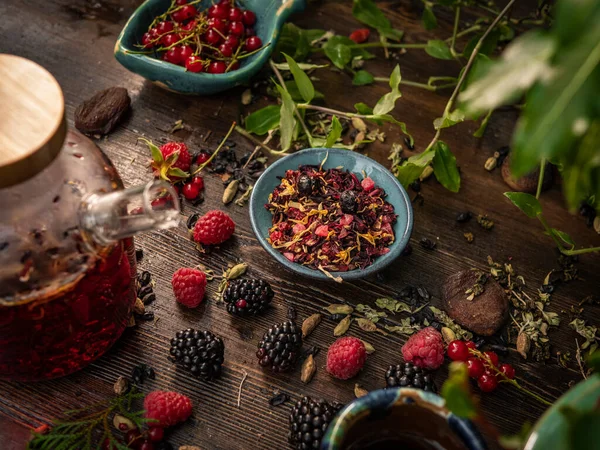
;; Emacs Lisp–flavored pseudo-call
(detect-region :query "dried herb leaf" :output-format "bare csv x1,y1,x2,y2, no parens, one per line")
235,185,253,207
301,354,316,384
356,304,387,323
334,316,353,336
517,332,530,359
375,297,412,314
569,318,598,352
302,314,322,338
384,318,422,336
441,327,456,344
325,304,354,315
360,340,375,354
477,214,494,230
354,384,368,398
356,317,381,333
429,307,473,341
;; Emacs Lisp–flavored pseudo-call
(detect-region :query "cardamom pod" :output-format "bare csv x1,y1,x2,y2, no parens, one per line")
223,179,240,204
302,314,322,338
441,327,456,344
334,316,353,336
325,304,354,315
484,156,498,171
113,414,135,431
301,354,316,384
354,131,366,144
517,332,530,359
351,117,367,132
241,88,252,106
360,340,375,354
419,165,434,181
354,384,368,398
226,263,248,280
113,376,129,395
356,318,378,332
133,297,145,315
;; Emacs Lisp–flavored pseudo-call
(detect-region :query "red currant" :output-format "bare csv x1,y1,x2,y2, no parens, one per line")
447,340,469,361
499,363,515,379
156,21,174,35
228,21,245,37
244,36,262,52
161,33,182,48
241,10,256,26
147,426,164,442
142,32,155,48
484,351,499,367
466,358,485,379
172,4,196,22
208,4,229,20
182,20,197,33
125,429,142,448
192,176,205,190
245,27,256,37
236,299,247,308
219,43,234,57
196,153,210,164
183,183,200,200
229,60,240,71
224,34,239,48
228,7,243,21
101,438,117,450
349,28,370,44
477,373,498,392
218,0,231,4
185,55,204,72
163,47,183,64
208,61,227,74
204,29,222,45
179,45,194,61
465,341,476,350
175,0,187,4
139,440,155,450
207,17,227,33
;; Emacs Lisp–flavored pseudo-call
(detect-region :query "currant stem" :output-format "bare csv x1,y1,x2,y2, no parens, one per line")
450,7,461,59
373,77,457,91
192,121,236,175
535,158,546,199
234,125,278,155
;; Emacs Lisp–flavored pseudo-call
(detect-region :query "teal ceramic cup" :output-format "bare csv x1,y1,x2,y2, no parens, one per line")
321,388,487,450
114,0,306,94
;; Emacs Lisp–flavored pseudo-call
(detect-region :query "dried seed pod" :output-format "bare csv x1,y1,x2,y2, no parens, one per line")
223,179,240,204
351,117,367,132
241,88,252,105
127,315,136,327
113,376,129,395
113,414,135,431
463,232,474,243
225,263,248,280
354,384,368,398
325,304,354,315
133,297,145,315
517,332,530,359
484,156,498,171
360,340,375,354
441,327,456,344
594,216,600,234
74,87,131,135
302,314,322,338
356,318,377,332
334,316,353,336
419,165,434,181
354,131,366,144
301,354,316,384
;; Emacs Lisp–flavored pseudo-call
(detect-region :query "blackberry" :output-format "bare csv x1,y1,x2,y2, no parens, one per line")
169,329,225,381
223,278,274,317
289,397,343,450
256,320,302,373
340,190,357,214
385,362,436,392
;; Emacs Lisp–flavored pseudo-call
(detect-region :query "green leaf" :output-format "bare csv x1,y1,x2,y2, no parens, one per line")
271,62,329,71
373,65,402,115
441,362,477,419
561,405,600,450
275,23,311,61
425,40,453,60
433,110,465,130
586,350,600,372
283,81,324,103
504,192,542,218
553,0,600,48
304,29,327,44
460,54,493,94
459,31,556,117
422,5,437,30
276,84,296,152
498,423,532,450
352,0,391,31
379,28,404,42
431,141,460,192
245,105,281,135
283,53,315,103
167,167,189,178
353,70,375,86
324,40,352,69
325,116,343,148
144,139,163,164
548,228,576,249
396,164,425,188
365,113,411,140
462,30,500,59
354,102,373,115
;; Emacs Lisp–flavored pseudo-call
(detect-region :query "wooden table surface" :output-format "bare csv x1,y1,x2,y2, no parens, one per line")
1,0,600,449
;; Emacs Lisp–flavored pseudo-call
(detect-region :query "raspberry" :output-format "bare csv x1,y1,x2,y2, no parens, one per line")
159,142,192,172
401,327,444,370
144,391,192,428
142,139,192,181
171,268,207,308
326,337,367,380
193,210,235,245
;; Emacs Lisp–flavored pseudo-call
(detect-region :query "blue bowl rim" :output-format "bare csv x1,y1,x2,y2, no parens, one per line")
248,148,413,281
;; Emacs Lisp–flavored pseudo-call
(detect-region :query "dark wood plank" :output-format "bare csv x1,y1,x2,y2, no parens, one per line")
1,0,599,448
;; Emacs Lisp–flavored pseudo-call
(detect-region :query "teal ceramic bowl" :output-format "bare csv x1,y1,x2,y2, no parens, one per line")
114,0,306,95
524,375,600,450
321,388,487,450
248,148,413,281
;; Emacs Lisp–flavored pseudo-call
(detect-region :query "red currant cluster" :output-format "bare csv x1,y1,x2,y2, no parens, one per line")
102,425,164,450
447,340,515,393
140,0,263,74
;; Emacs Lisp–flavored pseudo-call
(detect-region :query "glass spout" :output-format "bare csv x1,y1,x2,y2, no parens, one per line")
79,180,180,246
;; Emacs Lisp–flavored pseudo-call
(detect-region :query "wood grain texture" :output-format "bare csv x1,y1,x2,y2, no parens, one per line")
1,0,599,448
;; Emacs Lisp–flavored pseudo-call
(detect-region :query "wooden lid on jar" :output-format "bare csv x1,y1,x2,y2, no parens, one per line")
0,54,67,188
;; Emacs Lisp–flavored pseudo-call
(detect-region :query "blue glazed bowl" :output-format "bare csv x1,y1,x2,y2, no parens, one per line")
321,388,488,450
248,148,413,281
114,0,306,95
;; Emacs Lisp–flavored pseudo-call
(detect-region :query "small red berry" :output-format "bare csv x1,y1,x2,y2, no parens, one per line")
228,7,243,21
161,33,182,48
465,341,477,350
245,36,262,52
229,60,240,71
447,340,470,361
182,183,200,200
182,20,197,33
139,440,155,450
172,4,196,22
196,152,210,165
466,358,485,379
175,0,187,4
245,27,256,37
219,43,234,57
326,337,367,380
484,351,499,367
499,363,515,379
156,21,174,35
125,429,142,448
142,32,155,48
204,29,222,45
185,55,204,72
223,34,239,48
193,210,235,245
192,176,204,190
164,47,183,64
172,268,207,308
208,4,229,19
207,17,227,33
236,299,247,309
208,61,227,74
147,426,164,442
179,45,194,61
241,10,256,26
228,21,244,36
477,373,498,392
349,28,370,44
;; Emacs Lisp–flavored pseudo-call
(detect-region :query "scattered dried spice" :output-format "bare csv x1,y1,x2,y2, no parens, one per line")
388,143,403,176
556,350,572,368
113,376,130,396
354,384,368,398
375,297,421,314
74,87,131,135
356,318,385,334
269,392,290,407
384,318,422,336
477,215,494,230
235,185,254,207
580,295,600,307
170,119,184,133
334,316,353,336
223,179,240,204
420,237,436,250
516,332,531,359
265,165,397,273
133,297,145,315
325,304,354,315
569,318,598,355
131,364,155,385
355,304,387,323
456,211,472,223
429,307,473,341
360,340,375,354
301,354,317,384
441,327,456,344
217,263,248,298
464,232,474,243
302,314,322,338
484,156,498,171
465,270,488,301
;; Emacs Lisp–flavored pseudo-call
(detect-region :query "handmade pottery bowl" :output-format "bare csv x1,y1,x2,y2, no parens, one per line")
114,0,306,95
249,148,413,281
321,388,488,450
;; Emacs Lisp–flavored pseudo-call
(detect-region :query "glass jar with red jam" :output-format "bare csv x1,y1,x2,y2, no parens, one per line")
0,55,180,381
